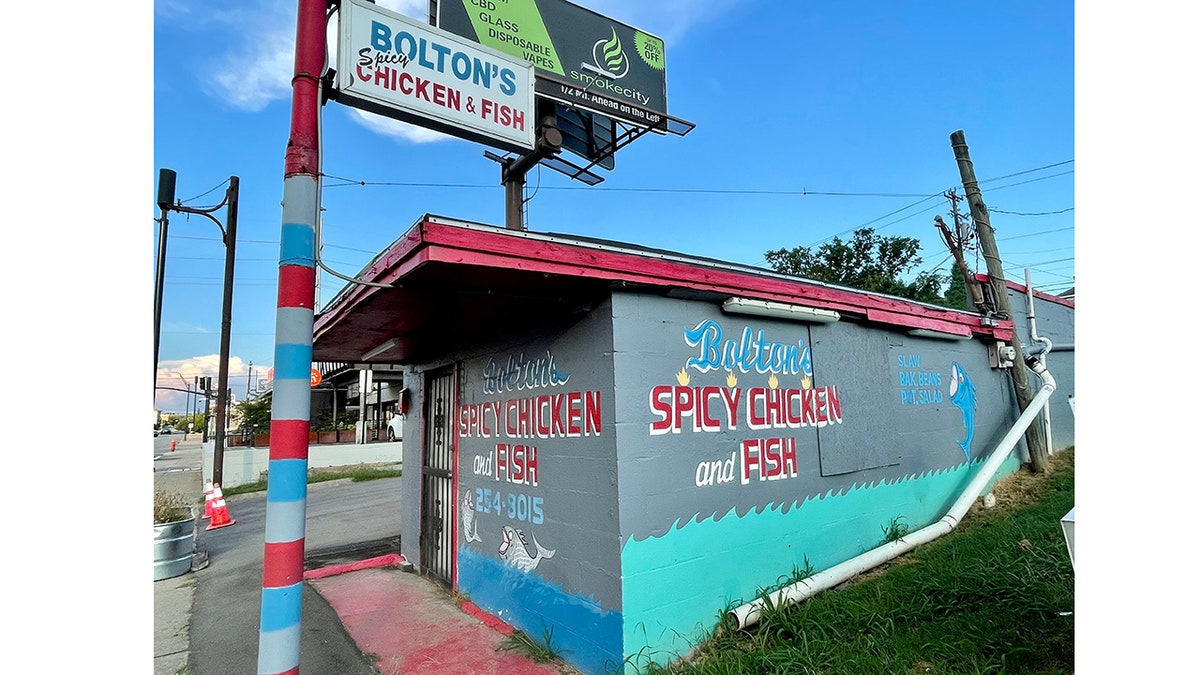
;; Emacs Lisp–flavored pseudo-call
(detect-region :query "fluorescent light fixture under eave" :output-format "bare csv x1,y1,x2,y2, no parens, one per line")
907,328,971,341
722,297,840,323
362,338,400,360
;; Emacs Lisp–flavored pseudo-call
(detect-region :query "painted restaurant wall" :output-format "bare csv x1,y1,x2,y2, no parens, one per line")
399,286,1070,674
610,291,1026,667
451,297,625,673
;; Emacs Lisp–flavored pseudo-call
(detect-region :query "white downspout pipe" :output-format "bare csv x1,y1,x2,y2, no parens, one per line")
1025,269,1053,453
726,356,1056,631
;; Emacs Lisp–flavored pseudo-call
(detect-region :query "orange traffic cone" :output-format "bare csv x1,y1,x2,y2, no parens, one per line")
202,481,215,520
206,484,236,530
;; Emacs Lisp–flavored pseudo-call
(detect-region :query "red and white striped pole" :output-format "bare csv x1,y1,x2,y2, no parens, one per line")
257,0,324,673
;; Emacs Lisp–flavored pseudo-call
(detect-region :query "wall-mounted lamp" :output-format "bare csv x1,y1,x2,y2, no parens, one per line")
907,328,971,341
722,297,840,323
362,338,400,360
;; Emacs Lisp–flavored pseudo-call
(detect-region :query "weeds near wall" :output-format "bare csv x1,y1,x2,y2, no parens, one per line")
499,625,560,664
880,516,912,543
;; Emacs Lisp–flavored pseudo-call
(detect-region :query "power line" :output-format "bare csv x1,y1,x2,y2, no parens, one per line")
978,159,1074,184
178,178,231,207
991,207,1074,216
319,159,1072,200
997,226,1074,241
984,170,1073,192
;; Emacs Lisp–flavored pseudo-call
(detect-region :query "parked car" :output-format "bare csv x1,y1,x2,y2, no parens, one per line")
386,416,403,442
160,426,173,435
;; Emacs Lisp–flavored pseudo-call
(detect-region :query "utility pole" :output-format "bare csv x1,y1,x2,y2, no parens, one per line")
950,130,1049,472
934,189,986,313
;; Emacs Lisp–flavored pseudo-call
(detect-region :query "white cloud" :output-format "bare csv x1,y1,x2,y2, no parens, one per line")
208,28,296,112
347,109,458,144
202,0,429,114
155,355,254,413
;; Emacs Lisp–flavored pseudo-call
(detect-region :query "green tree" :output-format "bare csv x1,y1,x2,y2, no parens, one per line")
943,268,971,310
764,228,947,305
235,397,272,430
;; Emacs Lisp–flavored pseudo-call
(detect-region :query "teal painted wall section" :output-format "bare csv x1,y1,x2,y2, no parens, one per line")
619,453,1022,669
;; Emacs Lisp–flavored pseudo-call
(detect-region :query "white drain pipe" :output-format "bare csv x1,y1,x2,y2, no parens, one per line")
727,356,1056,631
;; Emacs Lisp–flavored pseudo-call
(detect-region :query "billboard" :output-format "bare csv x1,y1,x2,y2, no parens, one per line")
435,0,669,130
337,0,536,152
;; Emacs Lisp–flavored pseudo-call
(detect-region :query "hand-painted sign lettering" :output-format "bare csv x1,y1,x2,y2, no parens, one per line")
483,349,572,394
897,353,945,405
459,390,601,439
683,319,813,377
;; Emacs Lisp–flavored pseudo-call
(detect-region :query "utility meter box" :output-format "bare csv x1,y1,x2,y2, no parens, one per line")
988,341,1016,369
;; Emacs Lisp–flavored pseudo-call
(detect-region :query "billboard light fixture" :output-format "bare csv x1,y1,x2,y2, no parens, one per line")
363,338,400,360
722,297,840,324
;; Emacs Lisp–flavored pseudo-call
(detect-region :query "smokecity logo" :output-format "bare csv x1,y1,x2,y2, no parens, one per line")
582,28,629,80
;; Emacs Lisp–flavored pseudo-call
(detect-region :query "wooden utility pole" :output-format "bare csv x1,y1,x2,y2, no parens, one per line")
950,130,1049,473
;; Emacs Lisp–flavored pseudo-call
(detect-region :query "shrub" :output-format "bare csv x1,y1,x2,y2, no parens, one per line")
154,490,192,524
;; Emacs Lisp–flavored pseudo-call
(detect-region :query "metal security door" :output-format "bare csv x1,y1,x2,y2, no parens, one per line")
420,367,456,588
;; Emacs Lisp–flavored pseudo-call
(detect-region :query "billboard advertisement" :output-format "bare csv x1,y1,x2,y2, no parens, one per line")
435,0,669,129
337,0,536,152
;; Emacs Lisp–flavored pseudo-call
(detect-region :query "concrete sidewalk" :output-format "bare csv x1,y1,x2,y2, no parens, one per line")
308,558,573,675
154,436,577,675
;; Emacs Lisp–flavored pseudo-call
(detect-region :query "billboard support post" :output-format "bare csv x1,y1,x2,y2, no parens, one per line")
502,117,563,230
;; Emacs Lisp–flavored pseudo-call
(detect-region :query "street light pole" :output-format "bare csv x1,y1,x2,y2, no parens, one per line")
155,170,239,487
154,169,177,389
212,176,239,487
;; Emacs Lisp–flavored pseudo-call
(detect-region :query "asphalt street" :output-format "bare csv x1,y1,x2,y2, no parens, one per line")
154,434,403,674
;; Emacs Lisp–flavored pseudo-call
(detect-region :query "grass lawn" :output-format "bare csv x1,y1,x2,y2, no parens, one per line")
640,448,1075,675
219,463,402,497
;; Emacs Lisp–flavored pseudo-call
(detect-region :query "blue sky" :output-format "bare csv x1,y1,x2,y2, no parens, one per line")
147,0,1075,414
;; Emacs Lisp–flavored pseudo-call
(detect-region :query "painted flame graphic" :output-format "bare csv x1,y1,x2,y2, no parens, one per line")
768,374,779,390
801,376,812,390
726,372,738,388
676,368,690,386
602,29,625,71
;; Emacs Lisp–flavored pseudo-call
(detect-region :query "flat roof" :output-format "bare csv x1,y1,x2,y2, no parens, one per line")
312,215,1015,364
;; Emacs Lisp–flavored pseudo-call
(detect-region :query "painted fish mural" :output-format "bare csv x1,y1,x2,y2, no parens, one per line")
497,525,555,573
949,361,977,461
462,492,482,543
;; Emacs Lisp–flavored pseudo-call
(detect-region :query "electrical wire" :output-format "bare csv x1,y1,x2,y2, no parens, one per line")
991,207,1074,216
178,179,230,207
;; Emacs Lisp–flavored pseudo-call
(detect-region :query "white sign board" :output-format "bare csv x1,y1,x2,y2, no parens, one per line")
337,0,536,152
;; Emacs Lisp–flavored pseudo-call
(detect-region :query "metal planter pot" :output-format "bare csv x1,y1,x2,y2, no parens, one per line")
154,517,196,581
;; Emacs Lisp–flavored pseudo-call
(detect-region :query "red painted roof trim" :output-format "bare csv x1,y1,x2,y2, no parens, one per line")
316,216,1016,340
